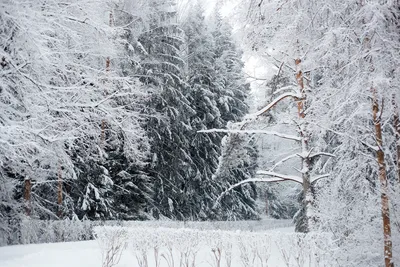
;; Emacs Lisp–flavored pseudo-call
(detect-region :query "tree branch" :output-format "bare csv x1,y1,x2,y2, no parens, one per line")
273,85,298,96
212,176,300,209
269,153,301,171
311,173,331,184
256,170,302,183
246,92,303,119
198,129,301,141
309,152,336,159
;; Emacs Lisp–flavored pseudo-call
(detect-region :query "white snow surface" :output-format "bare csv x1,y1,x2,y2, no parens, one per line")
0,227,304,267
0,240,101,267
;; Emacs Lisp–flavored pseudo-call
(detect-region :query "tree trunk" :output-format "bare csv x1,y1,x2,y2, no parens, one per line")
393,94,400,183
295,59,305,119
372,90,394,267
100,11,113,148
24,179,31,216
57,161,63,218
295,58,312,232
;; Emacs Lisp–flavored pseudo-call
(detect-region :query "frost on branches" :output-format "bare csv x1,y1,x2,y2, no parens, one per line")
220,0,400,265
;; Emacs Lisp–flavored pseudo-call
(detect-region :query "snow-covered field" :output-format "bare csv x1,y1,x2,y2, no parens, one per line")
0,226,333,267
0,240,102,267
2,218,293,247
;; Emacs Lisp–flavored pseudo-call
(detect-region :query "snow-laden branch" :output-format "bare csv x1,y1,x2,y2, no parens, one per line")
198,129,301,141
361,140,379,152
273,85,298,96
36,134,80,144
213,170,330,209
310,122,379,151
296,150,335,159
269,153,300,171
256,171,303,183
213,172,302,208
63,91,120,109
311,173,331,184
245,92,303,119
213,177,293,209
310,152,336,159
244,72,269,81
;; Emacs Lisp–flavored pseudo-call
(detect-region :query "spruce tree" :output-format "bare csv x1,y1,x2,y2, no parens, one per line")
213,134,259,220
70,6,154,221
137,0,196,219
182,4,224,219
210,15,259,220
182,5,258,220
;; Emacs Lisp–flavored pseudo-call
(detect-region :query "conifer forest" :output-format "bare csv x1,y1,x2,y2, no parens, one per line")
1,0,400,266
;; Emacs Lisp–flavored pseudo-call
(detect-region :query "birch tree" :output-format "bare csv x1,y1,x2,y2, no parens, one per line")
232,0,399,264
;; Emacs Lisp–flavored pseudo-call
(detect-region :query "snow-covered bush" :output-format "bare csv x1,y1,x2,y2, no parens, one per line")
0,218,292,246
17,218,97,245
119,219,293,232
94,226,335,267
96,227,129,267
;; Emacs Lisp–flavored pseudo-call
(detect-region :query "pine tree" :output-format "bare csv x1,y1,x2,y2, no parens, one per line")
256,183,296,219
212,18,249,123
137,0,196,219
213,134,259,220
210,15,260,220
181,4,224,219
181,5,259,220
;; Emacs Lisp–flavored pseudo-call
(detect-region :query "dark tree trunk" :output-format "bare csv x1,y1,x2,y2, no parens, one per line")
372,89,394,267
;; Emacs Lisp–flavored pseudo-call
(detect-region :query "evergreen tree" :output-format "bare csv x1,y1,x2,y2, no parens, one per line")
71,6,154,221
213,134,259,220
256,183,296,219
180,5,258,220
210,14,259,220
212,17,249,123
137,0,196,219
182,4,224,219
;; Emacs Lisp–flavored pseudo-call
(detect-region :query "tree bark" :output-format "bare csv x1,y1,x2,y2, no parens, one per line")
295,59,305,119
295,58,312,232
372,90,394,267
393,94,400,183
24,179,31,216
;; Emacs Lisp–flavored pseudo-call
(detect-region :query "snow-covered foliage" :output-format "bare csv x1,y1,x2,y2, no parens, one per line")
0,0,153,223
3,0,399,265
222,0,400,265
141,1,256,220
95,226,334,267
0,218,292,246
212,133,259,220
0,0,258,242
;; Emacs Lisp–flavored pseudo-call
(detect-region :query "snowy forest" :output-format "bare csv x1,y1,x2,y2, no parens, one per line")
1,0,400,266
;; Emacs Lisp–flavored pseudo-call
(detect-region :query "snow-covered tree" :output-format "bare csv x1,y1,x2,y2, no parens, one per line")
180,3,223,219
0,0,152,227
135,0,197,219
222,0,400,264
184,4,259,220
212,133,259,220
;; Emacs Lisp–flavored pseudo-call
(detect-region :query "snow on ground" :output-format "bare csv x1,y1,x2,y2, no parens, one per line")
0,227,296,267
0,240,102,267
